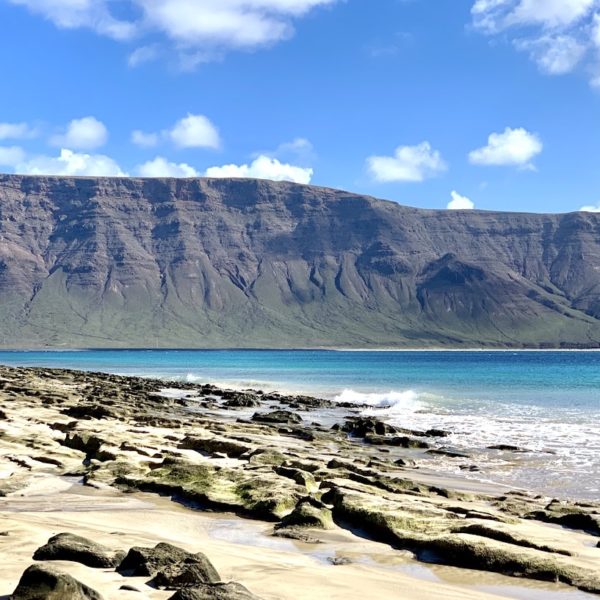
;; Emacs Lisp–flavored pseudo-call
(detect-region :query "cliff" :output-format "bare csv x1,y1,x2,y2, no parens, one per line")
1,174,599,348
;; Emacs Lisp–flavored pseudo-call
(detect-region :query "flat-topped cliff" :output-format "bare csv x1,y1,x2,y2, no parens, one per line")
1,174,599,347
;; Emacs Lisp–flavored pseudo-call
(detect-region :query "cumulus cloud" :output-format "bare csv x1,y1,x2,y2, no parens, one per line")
50,116,108,150
366,142,447,183
131,114,221,150
205,155,313,184
468,127,542,168
471,0,600,86
136,156,199,177
131,130,159,148
0,146,26,167
15,148,126,176
580,203,600,212
168,114,220,149
8,0,339,67
447,191,475,210
0,122,38,140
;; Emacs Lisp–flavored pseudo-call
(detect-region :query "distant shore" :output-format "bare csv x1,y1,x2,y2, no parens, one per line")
1,366,599,599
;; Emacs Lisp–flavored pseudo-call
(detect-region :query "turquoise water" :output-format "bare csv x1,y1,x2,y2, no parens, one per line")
1,350,599,498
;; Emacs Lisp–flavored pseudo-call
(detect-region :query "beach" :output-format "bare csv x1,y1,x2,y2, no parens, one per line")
0,365,598,599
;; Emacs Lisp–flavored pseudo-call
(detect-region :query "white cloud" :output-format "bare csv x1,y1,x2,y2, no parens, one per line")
130,114,221,150
0,122,38,140
254,137,315,166
131,130,159,148
136,156,199,177
168,114,220,149
15,148,126,176
468,127,542,168
366,142,447,183
472,0,600,86
205,155,313,184
7,0,136,40
580,203,600,212
128,45,160,68
8,0,339,67
447,191,475,210
0,146,26,167
516,34,587,74
50,116,108,150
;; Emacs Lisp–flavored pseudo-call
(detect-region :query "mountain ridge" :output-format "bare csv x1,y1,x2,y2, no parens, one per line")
1,173,600,348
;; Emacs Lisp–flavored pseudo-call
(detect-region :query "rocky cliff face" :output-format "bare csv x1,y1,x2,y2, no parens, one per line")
1,174,599,348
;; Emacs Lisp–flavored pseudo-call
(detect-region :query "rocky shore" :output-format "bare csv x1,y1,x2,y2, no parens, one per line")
0,365,598,599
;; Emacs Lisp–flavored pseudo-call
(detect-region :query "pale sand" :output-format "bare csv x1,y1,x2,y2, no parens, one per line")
0,480,592,600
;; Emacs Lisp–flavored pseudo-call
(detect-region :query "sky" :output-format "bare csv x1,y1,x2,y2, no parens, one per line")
0,0,600,214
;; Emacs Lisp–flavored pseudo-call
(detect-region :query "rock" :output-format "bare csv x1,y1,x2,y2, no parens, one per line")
364,434,430,449
49,420,78,432
62,404,117,420
12,564,103,600
427,449,470,459
0,408,7,419
325,484,600,594
527,506,600,536
119,585,141,592
33,532,125,568
117,543,219,583
247,448,287,467
222,394,261,408
178,436,251,458
61,433,104,457
168,582,261,600
487,445,529,453
272,528,322,544
251,411,303,426
275,466,317,490
454,524,572,556
152,561,221,589
276,498,334,530
276,427,315,442
117,458,301,521
286,396,333,409
424,429,450,438
340,417,397,438
328,557,352,566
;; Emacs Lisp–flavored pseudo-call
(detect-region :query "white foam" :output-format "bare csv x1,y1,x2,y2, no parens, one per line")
333,389,429,414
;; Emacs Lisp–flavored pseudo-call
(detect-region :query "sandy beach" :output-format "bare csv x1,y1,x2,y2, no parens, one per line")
0,366,598,599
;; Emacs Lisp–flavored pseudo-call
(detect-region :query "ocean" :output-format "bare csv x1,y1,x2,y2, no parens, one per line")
1,349,599,500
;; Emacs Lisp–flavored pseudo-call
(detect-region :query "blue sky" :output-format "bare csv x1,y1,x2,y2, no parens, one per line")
1,0,600,213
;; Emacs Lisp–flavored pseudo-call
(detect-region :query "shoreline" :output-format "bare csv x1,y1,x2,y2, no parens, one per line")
1,347,600,352
0,365,599,599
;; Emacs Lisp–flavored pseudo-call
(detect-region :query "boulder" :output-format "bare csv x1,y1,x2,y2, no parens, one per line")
152,561,221,589
12,564,103,600
168,582,261,600
33,532,125,568
117,543,219,583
